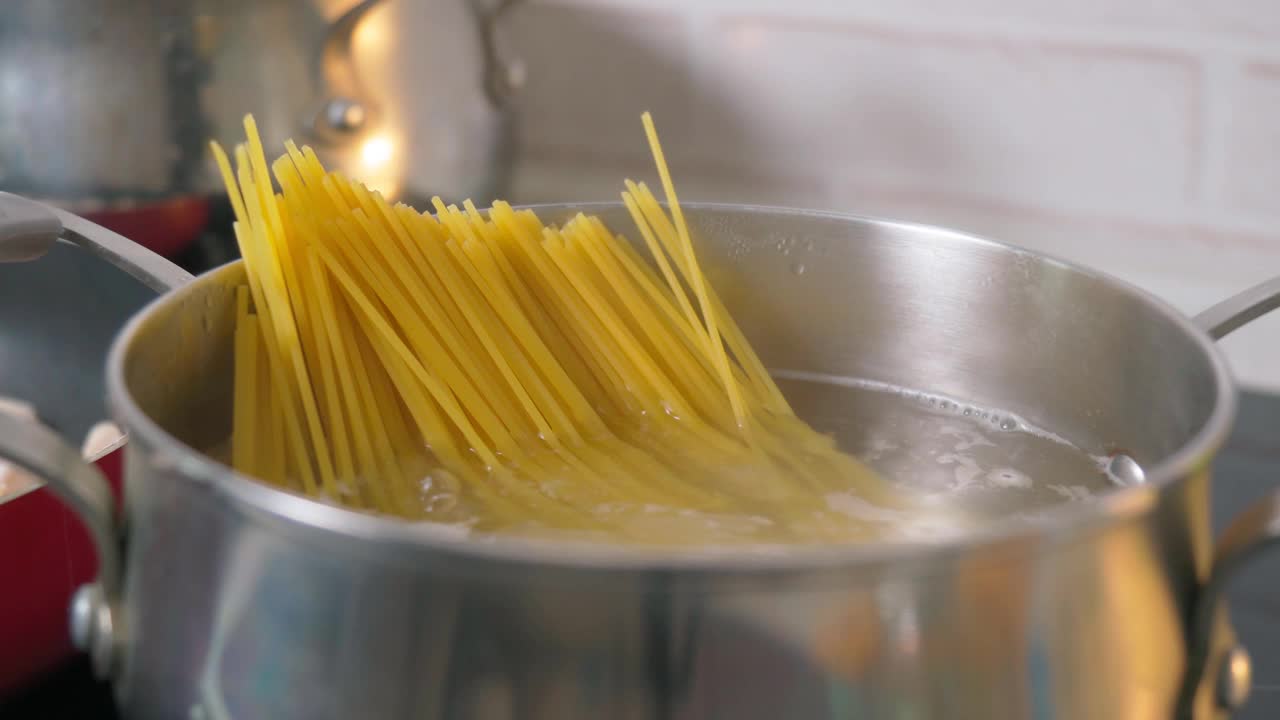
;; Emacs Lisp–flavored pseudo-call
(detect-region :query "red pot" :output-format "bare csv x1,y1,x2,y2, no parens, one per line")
0,437,126,695
74,196,210,259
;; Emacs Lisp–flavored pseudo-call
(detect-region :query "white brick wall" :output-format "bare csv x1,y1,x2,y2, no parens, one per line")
1223,63,1280,220
702,20,1200,217
504,0,1280,392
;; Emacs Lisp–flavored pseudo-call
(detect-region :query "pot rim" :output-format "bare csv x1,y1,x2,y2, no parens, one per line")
105,202,1237,573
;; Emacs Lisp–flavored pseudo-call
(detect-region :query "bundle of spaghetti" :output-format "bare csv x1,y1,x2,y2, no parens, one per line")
214,112,905,543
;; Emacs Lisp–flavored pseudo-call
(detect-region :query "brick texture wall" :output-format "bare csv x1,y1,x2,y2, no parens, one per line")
502,0,1280,391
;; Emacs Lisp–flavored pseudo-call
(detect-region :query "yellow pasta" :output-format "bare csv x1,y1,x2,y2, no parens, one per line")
217,111,905,544
231,286,257,474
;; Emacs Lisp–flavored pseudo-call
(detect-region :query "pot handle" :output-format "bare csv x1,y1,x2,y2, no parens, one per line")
472,0,528,105
310,0,526,137
1176,281,1280,716
1192,276,1280,340
0,191,193,679
0,411,123,679
311,0,385,140
0,191,194,292
1179,495,1280,717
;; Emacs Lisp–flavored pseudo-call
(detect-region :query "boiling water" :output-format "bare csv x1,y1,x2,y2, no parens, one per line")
425,373,1128,545
207,374,1132,546
773,372,1120,522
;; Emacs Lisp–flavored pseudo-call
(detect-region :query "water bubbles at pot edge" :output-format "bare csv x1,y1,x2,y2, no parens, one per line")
775,237,800,256
420,470,463,514
790,262,806,275
1103,453,1145,487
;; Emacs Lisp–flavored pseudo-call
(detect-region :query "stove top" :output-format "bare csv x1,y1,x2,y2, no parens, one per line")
4,392,1279,719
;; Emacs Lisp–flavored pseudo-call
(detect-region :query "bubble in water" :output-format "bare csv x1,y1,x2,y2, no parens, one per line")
1000,419,1017,431
937,452,982,489
1105,453,1145,486
1048,484,1093,501
790,262,806,275
987,467,1031,488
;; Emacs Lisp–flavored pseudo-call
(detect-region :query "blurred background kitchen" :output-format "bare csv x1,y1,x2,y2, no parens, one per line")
6,0,1280,391
5,0,1280,714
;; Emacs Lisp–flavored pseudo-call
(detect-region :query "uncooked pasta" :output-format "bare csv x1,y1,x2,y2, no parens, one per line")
213,112,906,544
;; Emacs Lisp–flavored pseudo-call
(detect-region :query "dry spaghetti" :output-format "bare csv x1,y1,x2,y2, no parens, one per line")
214,113,904,544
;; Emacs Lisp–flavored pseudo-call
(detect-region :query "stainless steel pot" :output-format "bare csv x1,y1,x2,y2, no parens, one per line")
0,0,523,206
2,191,1279,719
